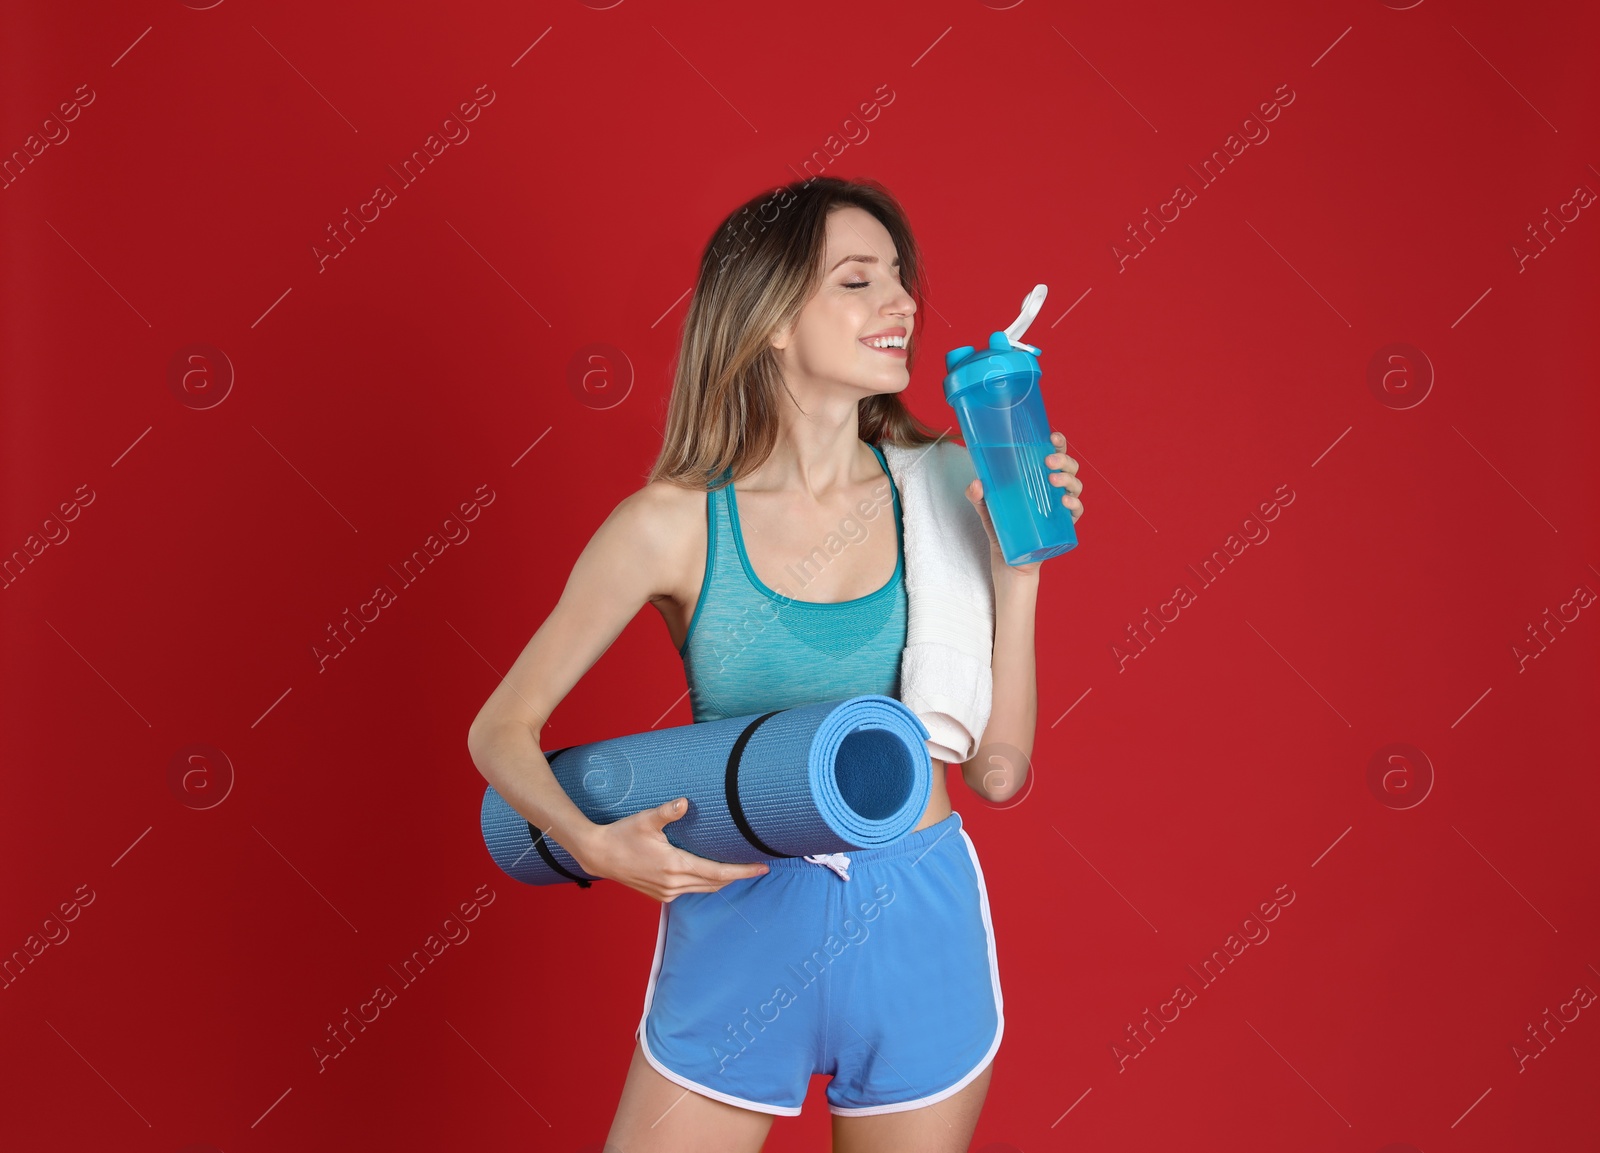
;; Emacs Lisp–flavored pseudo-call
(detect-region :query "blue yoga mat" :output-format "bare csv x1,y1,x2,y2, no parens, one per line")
480,694,932,887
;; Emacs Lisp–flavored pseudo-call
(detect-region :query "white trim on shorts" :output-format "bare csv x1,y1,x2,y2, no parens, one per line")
827,824,1006,1117
635,901,805,1117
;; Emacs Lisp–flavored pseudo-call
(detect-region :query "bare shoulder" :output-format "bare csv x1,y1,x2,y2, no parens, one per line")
613,477,706,607
465,477,706,740
615,477,704,550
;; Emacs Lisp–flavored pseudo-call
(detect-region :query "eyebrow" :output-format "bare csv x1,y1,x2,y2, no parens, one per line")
828,253,901,272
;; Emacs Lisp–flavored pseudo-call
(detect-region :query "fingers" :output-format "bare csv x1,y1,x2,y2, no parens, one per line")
697,860,769,883
1046,438,1077,472
1050,467,1084,514
1046,434,1082,513
667,842,770,883
659,865,768,902
639,805,772,901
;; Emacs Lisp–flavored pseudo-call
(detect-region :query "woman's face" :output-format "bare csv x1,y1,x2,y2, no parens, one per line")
770,205,916,400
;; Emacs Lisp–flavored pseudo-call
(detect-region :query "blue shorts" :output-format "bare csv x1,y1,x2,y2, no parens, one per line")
634,811,1004,1117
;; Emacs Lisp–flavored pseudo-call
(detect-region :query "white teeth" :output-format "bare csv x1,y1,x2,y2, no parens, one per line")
865,335,907,348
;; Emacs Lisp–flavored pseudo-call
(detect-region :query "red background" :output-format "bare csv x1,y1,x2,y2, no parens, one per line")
3,1,1597,1150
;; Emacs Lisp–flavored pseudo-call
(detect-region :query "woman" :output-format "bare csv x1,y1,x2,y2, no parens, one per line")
467,176,1084,1151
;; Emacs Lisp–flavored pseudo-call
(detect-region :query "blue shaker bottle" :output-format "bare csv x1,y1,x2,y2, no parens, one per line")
944,284,1078,567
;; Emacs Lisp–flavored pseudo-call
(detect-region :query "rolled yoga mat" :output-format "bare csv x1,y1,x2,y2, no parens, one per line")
480,694,932,887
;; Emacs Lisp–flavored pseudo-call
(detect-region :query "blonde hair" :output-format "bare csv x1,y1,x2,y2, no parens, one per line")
647,176,945,491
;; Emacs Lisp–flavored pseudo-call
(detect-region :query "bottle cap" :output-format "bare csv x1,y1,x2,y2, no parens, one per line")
943,284,1047,403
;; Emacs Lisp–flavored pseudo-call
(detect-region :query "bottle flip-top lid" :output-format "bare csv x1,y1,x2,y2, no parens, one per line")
943,284,1048,401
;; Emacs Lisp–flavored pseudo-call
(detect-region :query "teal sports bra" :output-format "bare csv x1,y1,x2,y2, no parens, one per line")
680,441,908,723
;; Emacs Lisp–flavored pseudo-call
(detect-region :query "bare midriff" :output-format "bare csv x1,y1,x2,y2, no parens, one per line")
915,761,954,832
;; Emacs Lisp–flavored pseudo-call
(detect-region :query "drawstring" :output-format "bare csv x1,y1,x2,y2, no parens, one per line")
803,852,852,882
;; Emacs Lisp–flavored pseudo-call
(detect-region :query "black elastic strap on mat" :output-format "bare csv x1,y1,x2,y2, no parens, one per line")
526,823,592,887
531,745,592,888
724,711,797,859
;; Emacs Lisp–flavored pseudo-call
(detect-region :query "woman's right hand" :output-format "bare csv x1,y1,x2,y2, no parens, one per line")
571,798,771,903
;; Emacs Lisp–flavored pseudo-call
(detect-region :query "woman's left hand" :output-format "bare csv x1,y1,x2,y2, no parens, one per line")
965,430,1084,579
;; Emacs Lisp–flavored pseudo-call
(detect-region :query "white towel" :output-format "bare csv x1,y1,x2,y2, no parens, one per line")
799,438,992,879
879,438,996,765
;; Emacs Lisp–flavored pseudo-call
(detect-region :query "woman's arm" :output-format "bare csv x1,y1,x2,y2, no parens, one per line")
958,429,1083,804
961,571,1038,803
468,484,775,898
466,487,678,861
